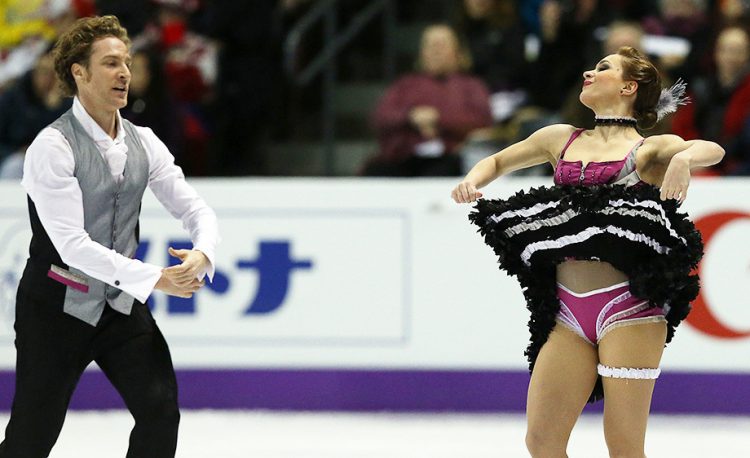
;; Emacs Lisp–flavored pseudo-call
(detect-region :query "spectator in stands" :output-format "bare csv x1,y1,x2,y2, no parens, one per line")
0,1,57,50
735,116,750,175
455,0,528,122
135,0,217,175
602,20,646,55
716,0,750,28
95,0,155,35
0,50,70,179
527,0,599,112
198,0,282,176
363,24,492,176
120,49,184,165
640,0,713,81
141,0,216,104
672,25,750,175
0,0,83,90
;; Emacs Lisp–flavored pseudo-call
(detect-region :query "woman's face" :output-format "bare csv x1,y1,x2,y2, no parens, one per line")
420,26,461,76
715,28,750,82
464,0,494,19
660,0,704,18
604,26,643,55
579,54,630,108
32,53,57,96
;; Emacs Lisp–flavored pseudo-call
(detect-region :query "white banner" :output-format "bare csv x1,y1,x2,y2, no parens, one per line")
0,178,748,372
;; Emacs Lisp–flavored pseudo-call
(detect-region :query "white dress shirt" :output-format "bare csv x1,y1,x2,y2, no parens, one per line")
21,97,219,303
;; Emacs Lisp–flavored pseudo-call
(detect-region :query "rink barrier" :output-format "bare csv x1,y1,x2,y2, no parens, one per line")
2,180,749,414
0,369,748,414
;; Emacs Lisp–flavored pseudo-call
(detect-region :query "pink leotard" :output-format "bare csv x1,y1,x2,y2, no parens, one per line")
554,128,644,187
556,282,666,345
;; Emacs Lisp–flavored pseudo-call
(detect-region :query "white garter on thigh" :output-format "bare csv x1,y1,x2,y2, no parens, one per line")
597,363,661,379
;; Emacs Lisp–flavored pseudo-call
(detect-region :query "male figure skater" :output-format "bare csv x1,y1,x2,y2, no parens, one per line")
0,15,219,458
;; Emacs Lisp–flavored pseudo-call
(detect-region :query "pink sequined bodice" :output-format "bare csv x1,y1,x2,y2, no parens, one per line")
554,129,644,186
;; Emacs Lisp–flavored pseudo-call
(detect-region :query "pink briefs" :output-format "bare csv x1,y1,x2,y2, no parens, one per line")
555,281,665,345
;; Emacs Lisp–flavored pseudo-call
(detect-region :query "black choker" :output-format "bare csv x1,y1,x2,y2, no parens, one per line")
594,116,637,127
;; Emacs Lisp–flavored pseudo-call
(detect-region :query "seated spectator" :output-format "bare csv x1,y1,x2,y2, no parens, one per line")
0,0,73,89
0,0,57,50
136,0,217,104
671,26,750,175
455,0,529,122
362,24,492,177
133,0,218,175
734,115,750,174
94,0,154,35
120,49,184,166
197,0,282,176
0,50,70,179
527,0,599,112
640,0,713,81
715,0,750,29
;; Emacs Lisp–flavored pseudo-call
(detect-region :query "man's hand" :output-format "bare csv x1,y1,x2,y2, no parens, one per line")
154,274,204,298
154,248,211,297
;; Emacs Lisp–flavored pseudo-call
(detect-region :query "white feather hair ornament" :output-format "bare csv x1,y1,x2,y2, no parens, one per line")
656,78,690,121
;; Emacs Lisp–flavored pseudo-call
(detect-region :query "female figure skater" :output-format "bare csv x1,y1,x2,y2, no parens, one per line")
451,46,724,457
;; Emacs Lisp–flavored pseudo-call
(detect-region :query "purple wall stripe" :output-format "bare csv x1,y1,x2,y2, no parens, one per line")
0,369,747,414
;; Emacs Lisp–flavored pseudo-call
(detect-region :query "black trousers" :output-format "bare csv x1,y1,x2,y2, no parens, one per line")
0,283,180,458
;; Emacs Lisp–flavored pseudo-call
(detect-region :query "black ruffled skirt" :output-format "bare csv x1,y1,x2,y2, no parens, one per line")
470,183,703,402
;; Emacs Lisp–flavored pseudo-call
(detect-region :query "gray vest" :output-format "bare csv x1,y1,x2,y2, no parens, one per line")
48,110,149,325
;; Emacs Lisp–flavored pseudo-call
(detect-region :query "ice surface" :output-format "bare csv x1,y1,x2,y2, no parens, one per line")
1,411,747,457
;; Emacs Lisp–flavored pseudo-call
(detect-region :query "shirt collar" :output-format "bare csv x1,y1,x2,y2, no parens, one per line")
72,96,127,147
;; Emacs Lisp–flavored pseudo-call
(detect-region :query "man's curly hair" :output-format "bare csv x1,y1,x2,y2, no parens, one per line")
52,15,131,97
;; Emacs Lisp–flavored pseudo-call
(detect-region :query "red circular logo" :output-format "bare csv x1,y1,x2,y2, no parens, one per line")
687,211,750,338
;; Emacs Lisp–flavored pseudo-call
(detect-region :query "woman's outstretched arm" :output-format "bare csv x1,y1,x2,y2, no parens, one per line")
451,123,576,203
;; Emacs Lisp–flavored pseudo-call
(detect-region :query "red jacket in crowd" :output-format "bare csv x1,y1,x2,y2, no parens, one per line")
372,73,492,162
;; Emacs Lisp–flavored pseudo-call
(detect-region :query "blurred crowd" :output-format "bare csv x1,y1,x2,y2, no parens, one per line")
2,0,750,178
0,0,289,178
365,0,750,177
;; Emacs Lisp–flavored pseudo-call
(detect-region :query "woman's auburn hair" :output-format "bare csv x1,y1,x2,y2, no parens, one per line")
617,46,662,130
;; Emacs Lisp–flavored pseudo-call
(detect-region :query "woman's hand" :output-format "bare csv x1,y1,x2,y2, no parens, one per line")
451,181,483,203
660,153,691,203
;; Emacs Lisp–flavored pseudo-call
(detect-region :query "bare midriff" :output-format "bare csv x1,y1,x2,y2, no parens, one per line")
556,260,629,294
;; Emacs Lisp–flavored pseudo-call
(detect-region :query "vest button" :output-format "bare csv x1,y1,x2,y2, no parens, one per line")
114,280,120,286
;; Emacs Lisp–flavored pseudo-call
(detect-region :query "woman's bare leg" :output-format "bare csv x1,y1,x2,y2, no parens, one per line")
526,324,599,457
598,321,667,458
